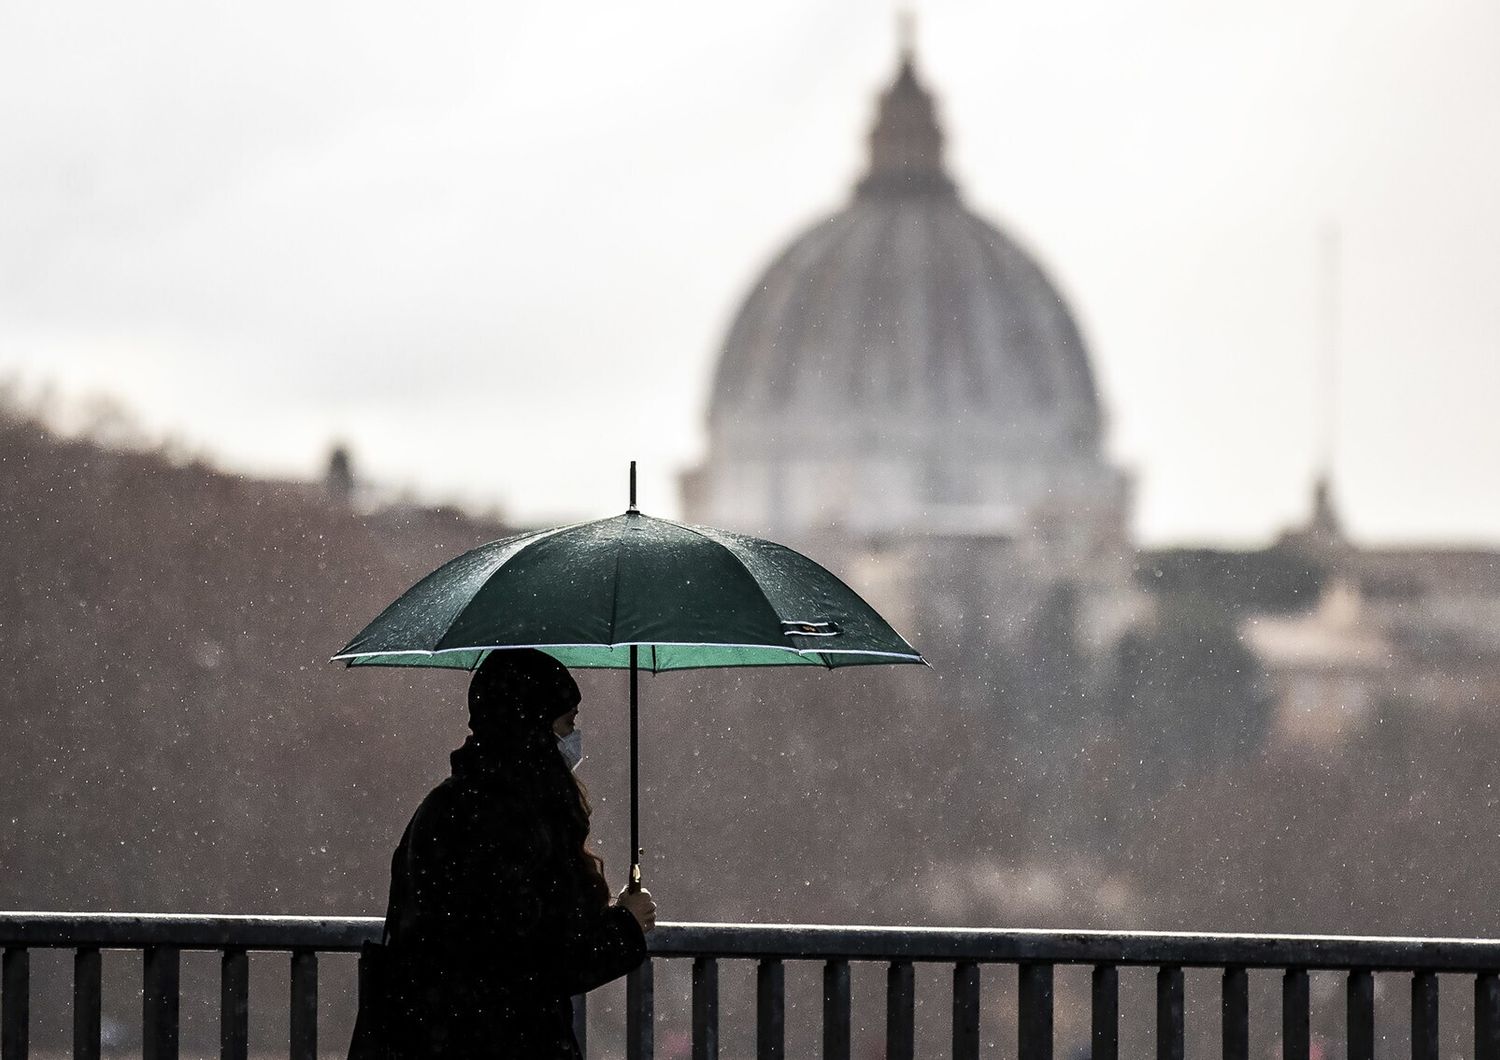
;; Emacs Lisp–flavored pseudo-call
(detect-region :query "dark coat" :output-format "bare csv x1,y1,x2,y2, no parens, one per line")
382,736,646,1058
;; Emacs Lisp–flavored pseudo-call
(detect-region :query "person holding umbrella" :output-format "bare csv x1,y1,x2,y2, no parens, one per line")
334,469,925,899
338,469,922,1056
378,648,656,1058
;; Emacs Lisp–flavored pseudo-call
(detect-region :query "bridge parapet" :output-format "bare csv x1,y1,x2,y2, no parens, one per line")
3,912,1500,1059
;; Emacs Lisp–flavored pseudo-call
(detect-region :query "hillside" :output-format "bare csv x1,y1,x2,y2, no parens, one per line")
0,412,508,915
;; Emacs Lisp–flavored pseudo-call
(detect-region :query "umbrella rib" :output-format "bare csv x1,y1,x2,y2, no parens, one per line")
607,526,626,646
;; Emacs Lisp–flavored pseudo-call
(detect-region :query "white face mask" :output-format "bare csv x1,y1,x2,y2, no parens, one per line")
557,728,583,772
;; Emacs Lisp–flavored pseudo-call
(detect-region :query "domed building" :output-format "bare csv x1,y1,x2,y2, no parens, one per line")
683,40,1141,701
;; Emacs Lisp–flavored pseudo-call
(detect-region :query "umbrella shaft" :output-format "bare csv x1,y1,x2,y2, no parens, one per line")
629,644,640,891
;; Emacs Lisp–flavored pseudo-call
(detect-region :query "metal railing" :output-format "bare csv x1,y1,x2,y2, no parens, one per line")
5,912,1500,1059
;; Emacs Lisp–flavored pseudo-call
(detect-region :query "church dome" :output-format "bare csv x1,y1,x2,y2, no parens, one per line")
688,41,1122,540
708,49,1103,462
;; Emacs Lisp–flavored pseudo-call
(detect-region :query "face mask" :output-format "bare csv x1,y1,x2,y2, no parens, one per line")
557,728,583,772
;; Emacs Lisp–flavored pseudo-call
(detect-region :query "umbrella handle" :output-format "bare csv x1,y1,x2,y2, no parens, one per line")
628,853,643,893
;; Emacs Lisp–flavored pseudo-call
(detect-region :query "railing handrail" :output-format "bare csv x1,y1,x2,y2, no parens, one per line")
4,912,1500,972
0,912,383,951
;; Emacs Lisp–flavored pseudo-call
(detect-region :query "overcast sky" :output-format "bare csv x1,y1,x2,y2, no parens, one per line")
4,0,1499,546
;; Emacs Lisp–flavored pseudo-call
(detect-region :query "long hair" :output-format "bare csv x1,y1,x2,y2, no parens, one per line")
565,772,612,905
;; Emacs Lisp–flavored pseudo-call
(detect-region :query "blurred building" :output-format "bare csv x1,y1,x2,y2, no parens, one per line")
1246,481,1500,746
681,35,1500,764
681,40,1143,718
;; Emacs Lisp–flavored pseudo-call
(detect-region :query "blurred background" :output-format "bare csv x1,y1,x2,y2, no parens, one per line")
7,0,1500,541
4,2,1500,1056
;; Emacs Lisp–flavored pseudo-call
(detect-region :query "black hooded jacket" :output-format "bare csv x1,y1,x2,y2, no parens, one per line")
383,734,646,1058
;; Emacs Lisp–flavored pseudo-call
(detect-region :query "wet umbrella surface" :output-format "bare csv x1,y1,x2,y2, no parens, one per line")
333,466,926,886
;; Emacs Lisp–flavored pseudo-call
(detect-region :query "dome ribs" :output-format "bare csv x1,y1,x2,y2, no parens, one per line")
847,203,909,414
776,208,889,417
969,218,1102,454
894,201,936,416
940,205,996,418
711,213,856,423
965,214,1052,416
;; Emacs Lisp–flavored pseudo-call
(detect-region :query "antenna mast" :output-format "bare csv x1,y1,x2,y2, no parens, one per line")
1317,223,1341,486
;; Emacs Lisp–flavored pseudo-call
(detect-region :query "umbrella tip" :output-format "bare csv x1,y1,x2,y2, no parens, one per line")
627,460,639,513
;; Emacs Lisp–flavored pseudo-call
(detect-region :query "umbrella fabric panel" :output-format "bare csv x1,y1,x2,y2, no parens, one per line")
610,516,791,644
436,519,621,651
682,522,921,658
334,526,569,658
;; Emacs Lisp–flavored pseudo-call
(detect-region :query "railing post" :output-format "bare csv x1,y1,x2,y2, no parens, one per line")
290,949,317,1060
823,959,851,1060
1092,964,1119,1060
1157,966,1184,1060
1019,962,1053,1060
221,948,249,1060
73,947,101,1060
627,957,654,1060
886,960,915,1060
1347,969,1374,1060
1223,966,1249,1060
143,945,180,1060
692,957,717,1060
1412,971,1438,1060
1284,968,1310,1060
758,958,785,1060
1477,973,1500,1060
2,947,28,1060
952,961,980,1060
572,993,587,1058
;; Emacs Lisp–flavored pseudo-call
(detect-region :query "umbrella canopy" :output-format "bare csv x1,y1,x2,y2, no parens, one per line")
333,481,924,890
332,512,924,671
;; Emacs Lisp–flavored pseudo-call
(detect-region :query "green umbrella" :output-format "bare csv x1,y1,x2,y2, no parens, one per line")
332,464,925,888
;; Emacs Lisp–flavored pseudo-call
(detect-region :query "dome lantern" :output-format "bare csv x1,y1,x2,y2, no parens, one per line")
857,29,954,198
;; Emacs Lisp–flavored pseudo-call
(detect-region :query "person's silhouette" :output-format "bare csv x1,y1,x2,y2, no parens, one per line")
380,649,655,1057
